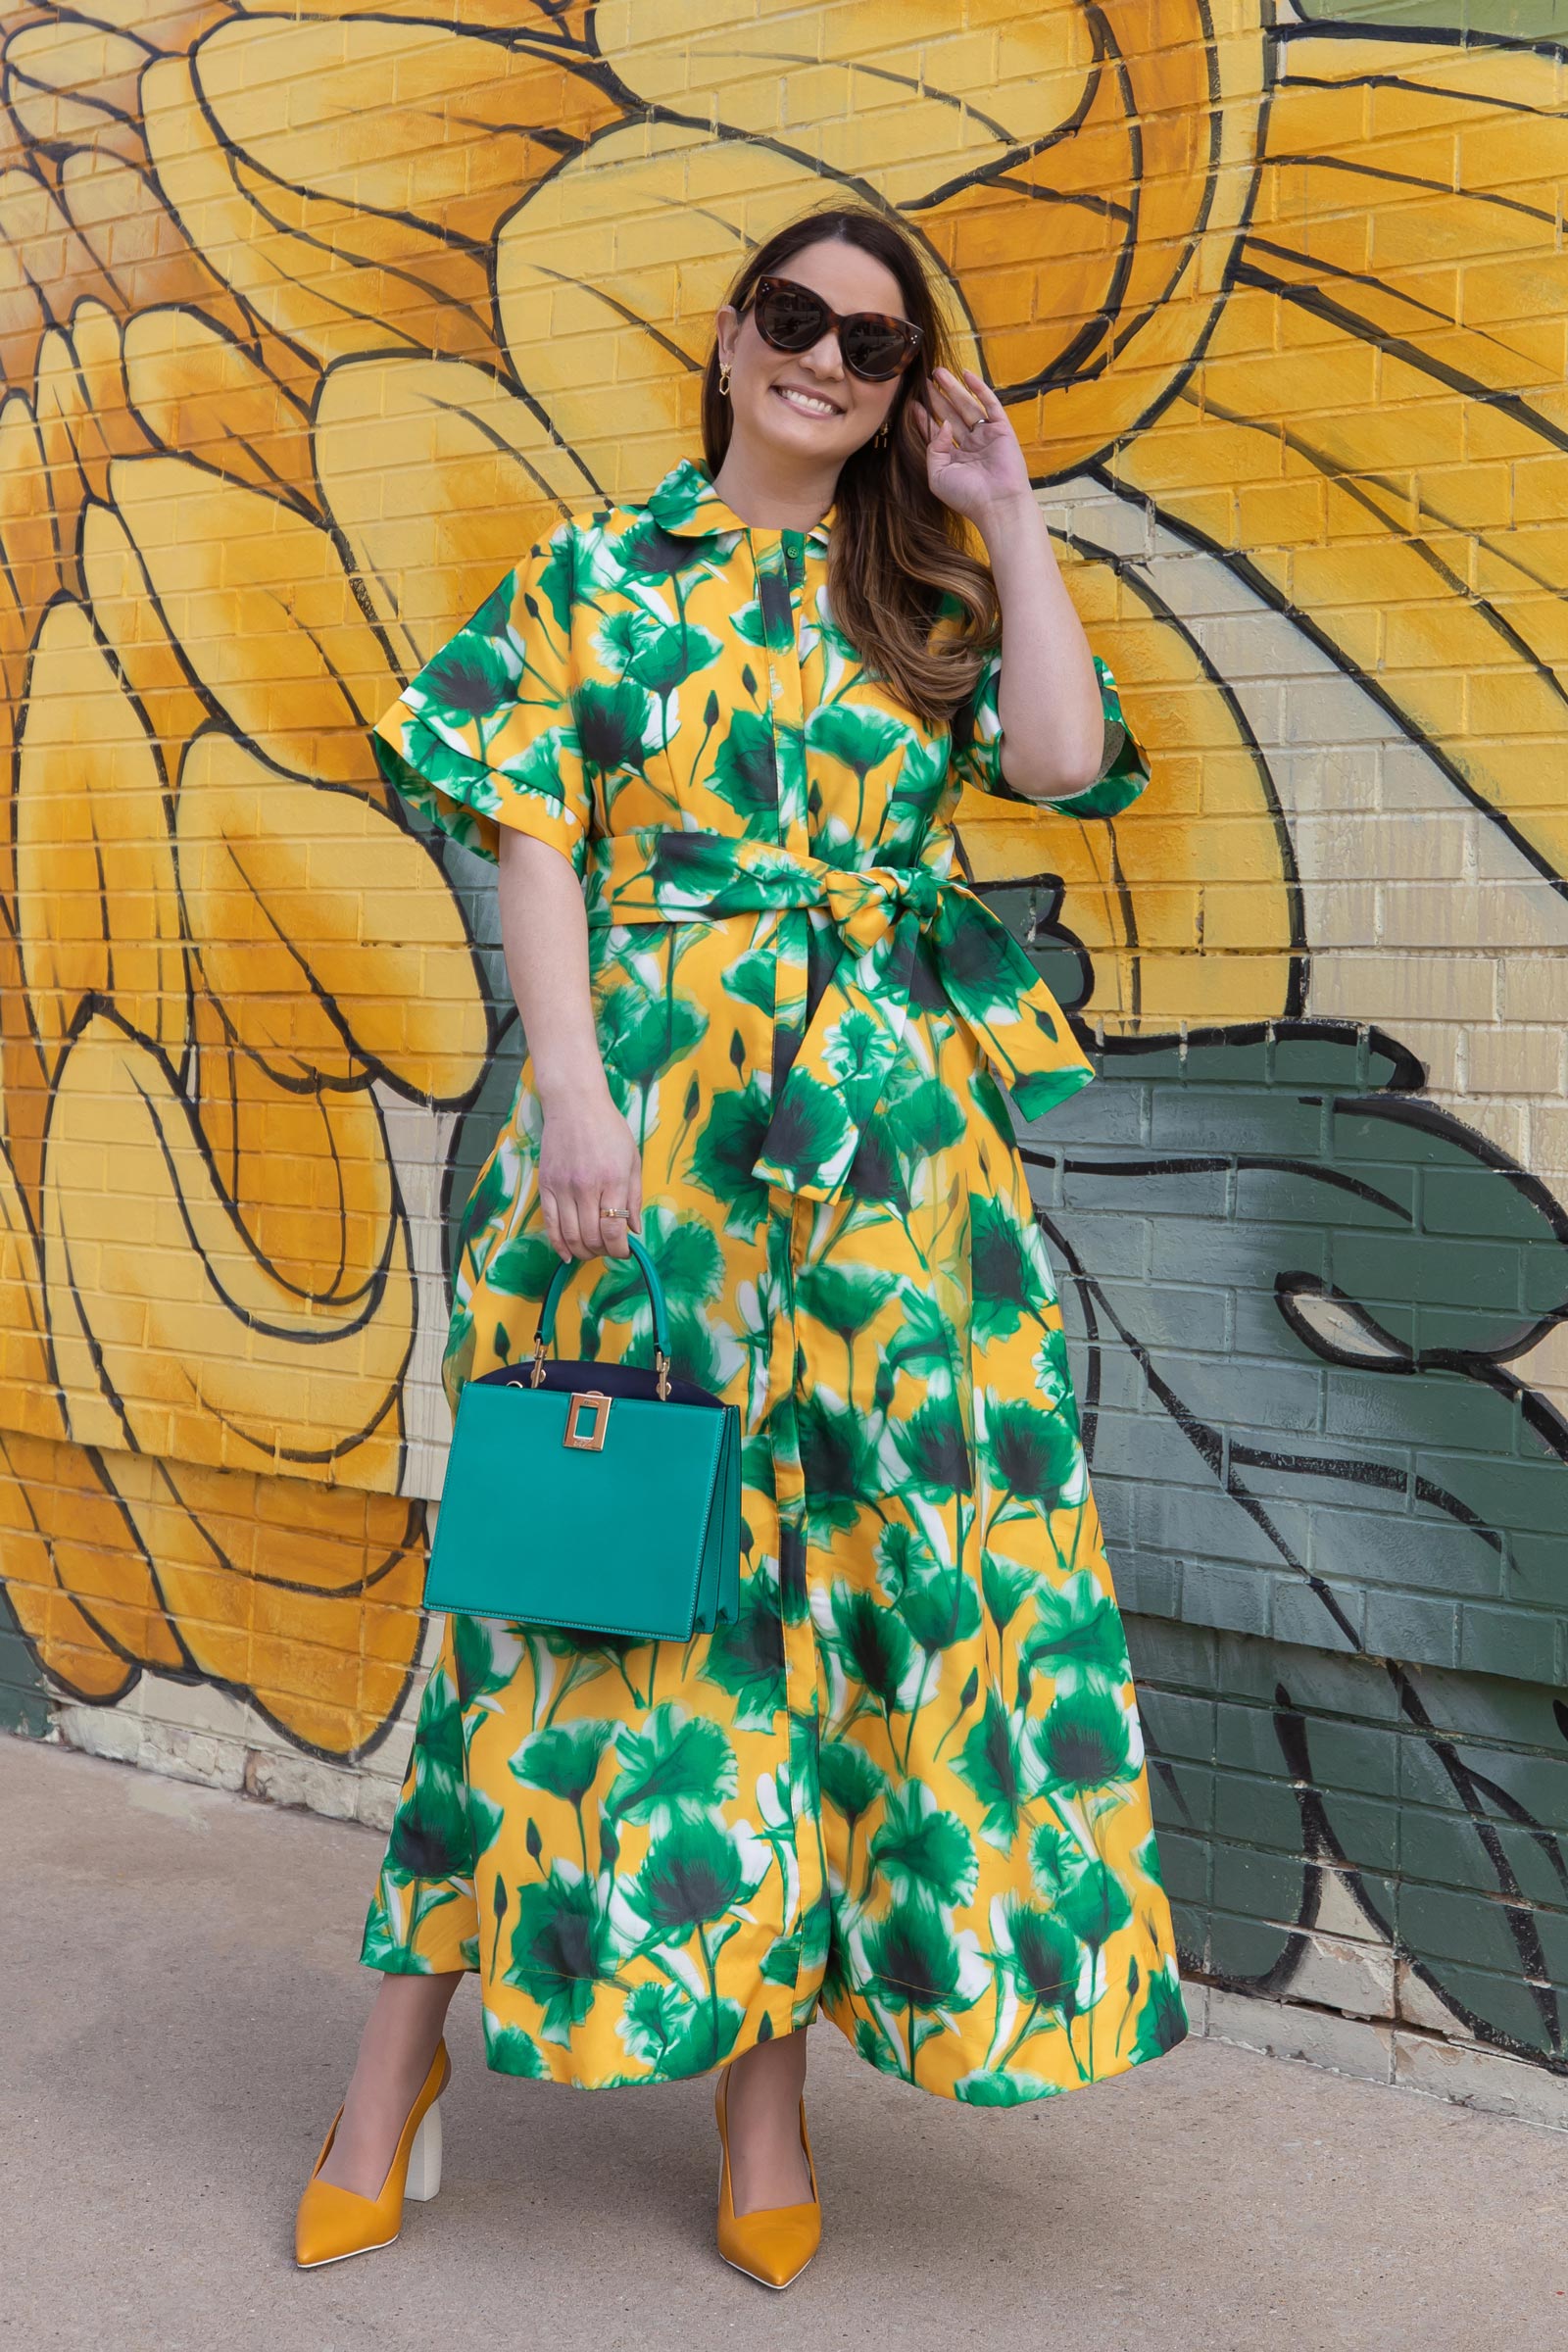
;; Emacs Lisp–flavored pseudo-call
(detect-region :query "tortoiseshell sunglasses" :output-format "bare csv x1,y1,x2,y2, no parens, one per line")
742,273,923,383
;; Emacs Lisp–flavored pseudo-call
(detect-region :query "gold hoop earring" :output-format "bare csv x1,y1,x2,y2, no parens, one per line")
718,361,732,398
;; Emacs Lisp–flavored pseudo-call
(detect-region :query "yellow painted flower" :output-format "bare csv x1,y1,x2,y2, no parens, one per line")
0,85,489,1745
0,0,1561,1755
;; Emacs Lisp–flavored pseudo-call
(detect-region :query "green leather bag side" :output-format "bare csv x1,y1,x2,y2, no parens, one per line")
422,1232,741,1642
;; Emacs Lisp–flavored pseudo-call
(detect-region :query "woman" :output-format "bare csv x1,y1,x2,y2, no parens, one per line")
295,205,1188,2286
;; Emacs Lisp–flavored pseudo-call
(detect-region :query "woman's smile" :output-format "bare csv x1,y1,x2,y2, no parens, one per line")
771,381,843,417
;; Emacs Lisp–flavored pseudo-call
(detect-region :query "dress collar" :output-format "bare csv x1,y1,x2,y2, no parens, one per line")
645,455,835,547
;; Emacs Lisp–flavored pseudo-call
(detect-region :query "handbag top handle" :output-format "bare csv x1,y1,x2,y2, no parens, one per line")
530,1229,672,1396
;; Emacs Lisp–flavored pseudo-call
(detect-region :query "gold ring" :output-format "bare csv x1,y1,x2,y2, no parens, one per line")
602,1207,627,1220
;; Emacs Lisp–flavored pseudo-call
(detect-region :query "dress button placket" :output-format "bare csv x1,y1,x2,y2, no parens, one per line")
752,523,830,2015
773,528,810,858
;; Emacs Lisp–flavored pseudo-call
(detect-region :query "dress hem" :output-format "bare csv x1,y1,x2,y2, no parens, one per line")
361,1926,1192,2103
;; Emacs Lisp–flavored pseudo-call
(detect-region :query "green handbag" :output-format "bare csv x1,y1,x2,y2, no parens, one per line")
421,1230,742,1642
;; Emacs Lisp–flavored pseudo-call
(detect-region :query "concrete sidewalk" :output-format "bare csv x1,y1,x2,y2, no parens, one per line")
3,1737,1562,2352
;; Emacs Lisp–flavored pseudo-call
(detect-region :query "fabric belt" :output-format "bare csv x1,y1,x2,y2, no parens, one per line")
584,827,1095,1202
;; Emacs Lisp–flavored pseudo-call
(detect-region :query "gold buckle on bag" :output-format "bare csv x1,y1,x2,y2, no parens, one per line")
563,1392,612,1450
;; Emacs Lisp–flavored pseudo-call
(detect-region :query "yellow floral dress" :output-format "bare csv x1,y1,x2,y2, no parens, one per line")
363,454,1188,2103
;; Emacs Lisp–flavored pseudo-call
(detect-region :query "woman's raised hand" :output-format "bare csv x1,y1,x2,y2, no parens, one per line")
536,1083,643,1260
908,363,1033,527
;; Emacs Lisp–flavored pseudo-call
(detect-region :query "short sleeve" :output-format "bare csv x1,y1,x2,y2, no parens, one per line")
369,524,591,877
951,644,1152,820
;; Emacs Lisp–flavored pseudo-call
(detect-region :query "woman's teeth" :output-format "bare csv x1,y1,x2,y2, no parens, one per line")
774,385,837,416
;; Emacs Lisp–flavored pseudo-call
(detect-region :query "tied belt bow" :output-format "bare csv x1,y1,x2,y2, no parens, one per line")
586,829,1095,1202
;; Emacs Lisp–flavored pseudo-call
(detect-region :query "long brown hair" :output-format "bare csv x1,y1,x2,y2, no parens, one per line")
700,208,1000,728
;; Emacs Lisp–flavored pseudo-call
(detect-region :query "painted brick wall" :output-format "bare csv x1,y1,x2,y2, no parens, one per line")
0,0,1564,2125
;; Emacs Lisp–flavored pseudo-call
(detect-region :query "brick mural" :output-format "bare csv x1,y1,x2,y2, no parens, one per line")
0,0,1563,2121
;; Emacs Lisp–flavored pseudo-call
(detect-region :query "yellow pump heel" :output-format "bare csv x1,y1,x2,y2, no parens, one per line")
714,2068,821,2290
294,2039,450,2271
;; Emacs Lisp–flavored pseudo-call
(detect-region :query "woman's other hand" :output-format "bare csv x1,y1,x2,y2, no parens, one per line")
537,1081,643,1261
496,830,642,1262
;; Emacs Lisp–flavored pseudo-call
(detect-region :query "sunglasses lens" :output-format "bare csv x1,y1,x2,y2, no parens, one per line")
754,282,827,352
840,320,913,380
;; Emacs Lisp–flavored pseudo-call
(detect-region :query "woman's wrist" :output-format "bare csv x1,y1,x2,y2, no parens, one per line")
974,487,1049,556
533,1061,614,1115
